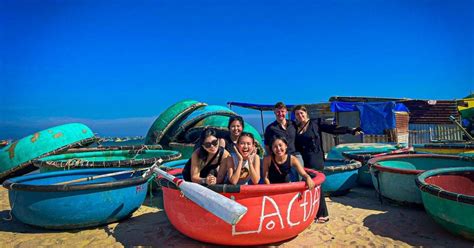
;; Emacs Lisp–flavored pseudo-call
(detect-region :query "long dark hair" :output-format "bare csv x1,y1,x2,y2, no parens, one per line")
198,127,219,160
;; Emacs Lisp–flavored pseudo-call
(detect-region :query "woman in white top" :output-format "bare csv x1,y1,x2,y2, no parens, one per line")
225,132,260,185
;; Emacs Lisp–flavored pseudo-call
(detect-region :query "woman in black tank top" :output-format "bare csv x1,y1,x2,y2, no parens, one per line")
190,128,230,185
263,135,314,190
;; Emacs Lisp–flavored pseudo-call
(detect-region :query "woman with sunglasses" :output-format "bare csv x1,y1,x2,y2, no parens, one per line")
189,128,230,185
225,132,260,185
262,135,315,190
293,105,362,223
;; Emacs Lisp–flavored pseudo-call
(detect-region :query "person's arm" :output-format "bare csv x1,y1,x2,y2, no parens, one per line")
190,150,206,184
319,121,362,136
216,154,229,184
227,148,243,185
290,155,315,190
248,147,261,184
262,156,271,184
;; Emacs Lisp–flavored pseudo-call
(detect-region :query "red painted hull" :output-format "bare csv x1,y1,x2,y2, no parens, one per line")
162,169,325,245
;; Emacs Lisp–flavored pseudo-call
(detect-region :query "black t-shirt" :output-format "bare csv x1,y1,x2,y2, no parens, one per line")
264,120,297,155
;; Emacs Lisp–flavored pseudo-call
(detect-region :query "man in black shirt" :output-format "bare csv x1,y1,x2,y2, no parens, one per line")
264,102,298,155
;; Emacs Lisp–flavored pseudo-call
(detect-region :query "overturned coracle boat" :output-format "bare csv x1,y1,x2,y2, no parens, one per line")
0,123,97,182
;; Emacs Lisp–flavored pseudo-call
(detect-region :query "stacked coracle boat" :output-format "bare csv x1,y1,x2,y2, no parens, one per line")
144,99,264,158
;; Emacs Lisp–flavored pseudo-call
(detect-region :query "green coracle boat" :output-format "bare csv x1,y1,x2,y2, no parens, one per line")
34,149,181,172
368,154,474,204
144,99,206,145
0,123,96,182
415,167,474,240
168,142,194,160
165,105,237,144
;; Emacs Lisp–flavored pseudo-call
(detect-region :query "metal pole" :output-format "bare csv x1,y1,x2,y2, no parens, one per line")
449,116,474,141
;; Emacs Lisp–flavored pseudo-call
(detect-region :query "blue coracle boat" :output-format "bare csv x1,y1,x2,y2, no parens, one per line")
322,159,362,196
2,168,152,229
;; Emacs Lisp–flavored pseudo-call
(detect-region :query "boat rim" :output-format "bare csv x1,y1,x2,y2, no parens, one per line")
414,166,474,205
3,168,153,192
160,168,325,194
367,154,472,175
33,149,182,169
323,159,362,172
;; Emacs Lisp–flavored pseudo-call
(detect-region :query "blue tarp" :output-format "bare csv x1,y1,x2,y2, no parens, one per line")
330,101,409,135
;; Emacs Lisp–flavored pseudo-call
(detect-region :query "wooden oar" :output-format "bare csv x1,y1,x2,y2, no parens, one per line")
146,164,248,225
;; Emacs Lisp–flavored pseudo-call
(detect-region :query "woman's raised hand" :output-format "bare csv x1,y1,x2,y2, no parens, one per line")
233,145,243,161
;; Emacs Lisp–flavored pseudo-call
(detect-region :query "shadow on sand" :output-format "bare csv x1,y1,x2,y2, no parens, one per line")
330,187,472,246
363,209,473,247
0,210,82,234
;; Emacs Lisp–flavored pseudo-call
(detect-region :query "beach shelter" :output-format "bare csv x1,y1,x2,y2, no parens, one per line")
330,101,410,144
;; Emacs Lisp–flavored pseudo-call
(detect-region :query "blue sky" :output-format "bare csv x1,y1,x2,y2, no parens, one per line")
1,0,473,138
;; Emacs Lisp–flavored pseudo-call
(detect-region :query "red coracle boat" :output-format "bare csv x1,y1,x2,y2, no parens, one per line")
160,169,325,246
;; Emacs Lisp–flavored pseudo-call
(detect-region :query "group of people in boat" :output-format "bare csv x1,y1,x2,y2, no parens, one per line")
182,102,362,223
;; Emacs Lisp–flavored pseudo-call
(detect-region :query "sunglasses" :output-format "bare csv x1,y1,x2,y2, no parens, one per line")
202,139,219,148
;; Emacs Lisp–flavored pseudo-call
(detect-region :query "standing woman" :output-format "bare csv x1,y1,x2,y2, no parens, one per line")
293,105,362,223
225,132,260,185
187,128,231,185
263,135,315,190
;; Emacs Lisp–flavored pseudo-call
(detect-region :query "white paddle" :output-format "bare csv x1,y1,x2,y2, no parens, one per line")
145,164,247,225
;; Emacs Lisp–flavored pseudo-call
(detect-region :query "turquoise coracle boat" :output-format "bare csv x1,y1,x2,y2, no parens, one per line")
415,167,474,240
368,154,474,204
0,123,96,182
2,168,152,229
322,159,362,196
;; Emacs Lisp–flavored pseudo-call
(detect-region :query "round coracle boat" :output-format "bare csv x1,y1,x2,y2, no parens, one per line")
2,168,152,229
322,159,362,196
34,149,181,172
413,142,474,155
415,167,474,240
145,99,206,145
342,147,414,187
0,123,97,182
368,154,474,204
159,168,325,246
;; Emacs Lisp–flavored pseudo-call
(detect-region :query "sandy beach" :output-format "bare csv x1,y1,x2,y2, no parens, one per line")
0,186,472,247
